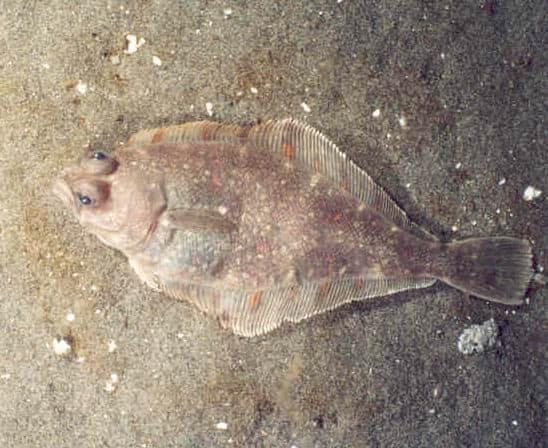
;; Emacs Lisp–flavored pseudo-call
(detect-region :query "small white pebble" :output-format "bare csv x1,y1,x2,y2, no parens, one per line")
152,55,162,66
1,373,11,380
42,63,50,69
451,225,458,232
511,420,518,426
398,115,407,127
105,373,119,393
525,297,530,305
177,332,184,339
471,220,477,226
455,162,462,169
110,55,120,65
66,311,75,322
405,183,412,188
250,86,258,94
215,421,228,430
108,340,117,353
440,53,446,59
523,185,542,201
223,8,233,18
205,102,214,117
125,34,145,54
75,81,88,95
428,408,436,414
301,102,311,113
53,337,71,355
433,387,440,398
498,177,506,186
218,205,228,215
372,108,381,118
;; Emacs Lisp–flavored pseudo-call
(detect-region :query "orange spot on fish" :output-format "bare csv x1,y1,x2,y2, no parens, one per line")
255,238,270,254
249,291,262,311
318,281,330,297
282,143,295,160
202,126,211,140
151,129,165,143
208,158,224,192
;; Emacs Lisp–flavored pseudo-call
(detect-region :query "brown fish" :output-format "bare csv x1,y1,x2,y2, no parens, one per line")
53,120,533,336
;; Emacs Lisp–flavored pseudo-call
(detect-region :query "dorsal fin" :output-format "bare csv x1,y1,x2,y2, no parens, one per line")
127,121,250,146
247,119,427,236
128,119,434,237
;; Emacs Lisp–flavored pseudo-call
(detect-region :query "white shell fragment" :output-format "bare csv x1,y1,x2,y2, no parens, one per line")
372,108,381,118
205,102,214,117
53,337,71,355
215,421,228,430
523,185,542,201
108,340,117,353
152,55,162,66
75,81,88,96
457,318,498,355
300,102,311,113
124,34,146,54
105,373,119,393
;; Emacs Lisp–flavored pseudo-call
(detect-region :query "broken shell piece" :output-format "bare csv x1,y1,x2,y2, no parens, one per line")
53,337,71,355
125,34,146,55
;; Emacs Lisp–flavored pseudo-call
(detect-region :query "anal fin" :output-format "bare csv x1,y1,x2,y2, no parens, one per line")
160,276,436,337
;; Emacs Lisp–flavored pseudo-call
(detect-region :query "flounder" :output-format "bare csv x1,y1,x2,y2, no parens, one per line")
53,120,533,336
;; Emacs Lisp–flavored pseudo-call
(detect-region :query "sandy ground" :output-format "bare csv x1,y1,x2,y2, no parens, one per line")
0,1,546,447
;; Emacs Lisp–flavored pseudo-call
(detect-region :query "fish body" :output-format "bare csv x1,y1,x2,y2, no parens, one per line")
54,120,533,336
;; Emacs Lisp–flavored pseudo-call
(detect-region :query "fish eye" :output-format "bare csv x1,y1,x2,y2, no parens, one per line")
78,194,92,206
92,151,107,160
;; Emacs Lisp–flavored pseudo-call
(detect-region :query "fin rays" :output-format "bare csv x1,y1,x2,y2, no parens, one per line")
162,276,436,337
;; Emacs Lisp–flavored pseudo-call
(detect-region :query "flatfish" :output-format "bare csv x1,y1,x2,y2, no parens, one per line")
53,120,533,336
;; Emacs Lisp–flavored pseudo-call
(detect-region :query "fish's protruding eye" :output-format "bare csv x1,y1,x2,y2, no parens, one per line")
73,180,110,209
78,194,92,206
81,150,118,175
92,151,107,160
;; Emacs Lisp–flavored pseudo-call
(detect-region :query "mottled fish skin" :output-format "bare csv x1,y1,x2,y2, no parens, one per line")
53,120,533,336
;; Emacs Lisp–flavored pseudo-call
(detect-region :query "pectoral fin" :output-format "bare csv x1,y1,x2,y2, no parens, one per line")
162,208,237,234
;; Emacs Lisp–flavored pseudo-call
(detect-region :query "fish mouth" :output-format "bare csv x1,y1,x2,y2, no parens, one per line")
52,178,76,211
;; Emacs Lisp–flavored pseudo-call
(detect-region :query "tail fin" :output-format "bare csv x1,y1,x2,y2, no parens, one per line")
432,237,533,305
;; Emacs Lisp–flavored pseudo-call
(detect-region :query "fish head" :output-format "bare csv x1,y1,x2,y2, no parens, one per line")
53,149,165,253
